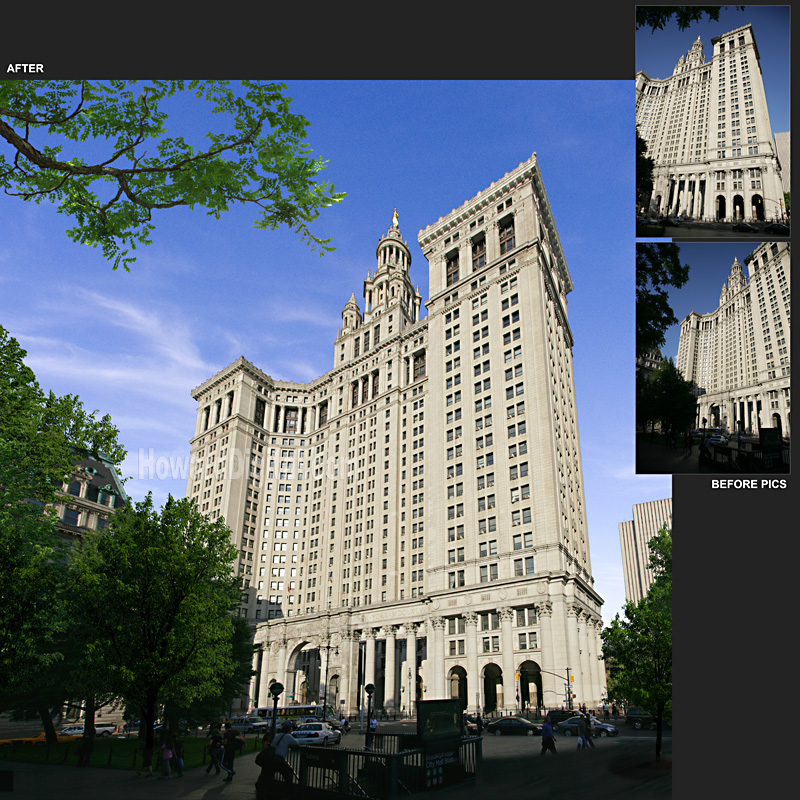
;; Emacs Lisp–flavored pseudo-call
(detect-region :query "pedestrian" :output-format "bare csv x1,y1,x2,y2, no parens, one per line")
576,714,588,751
476,712,483,736
602,703,609,721
220,722,238,781
76,724,96,768
340,714,349,736
267,723,300,786
172,734,184,777
540,717,557,756
583,713,596,749
611,703,618,720
160,734,174,778
206,726,223,775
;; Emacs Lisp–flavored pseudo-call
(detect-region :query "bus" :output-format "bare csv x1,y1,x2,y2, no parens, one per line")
251,703,338,729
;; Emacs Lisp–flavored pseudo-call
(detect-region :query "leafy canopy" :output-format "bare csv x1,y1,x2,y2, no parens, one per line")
68,493,243,750
0,80,346,270
636,6,745,32
636,244,690,357
1,324,125,684
601,527,672,759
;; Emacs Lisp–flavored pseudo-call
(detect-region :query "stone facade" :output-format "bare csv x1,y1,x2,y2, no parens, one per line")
186,155,605,716
636,25,786,221
676,242,790,437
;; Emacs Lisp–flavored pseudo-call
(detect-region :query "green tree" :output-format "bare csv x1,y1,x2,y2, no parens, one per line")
68,493,242,758
636,6,745,32
640,359,697,439
636,128,654,215
601,527,672,760
0,324,125,690
0,80,346,270
636,244,690,357
168,615,257,729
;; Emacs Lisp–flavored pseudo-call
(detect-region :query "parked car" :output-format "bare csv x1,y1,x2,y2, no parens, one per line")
624,708,656,729
0,731,82,746
485,717,541,736
229,715,269,733
293,722,341,746
732,222,757,232
764,223,789,234
557,716,618,737
544,710,581,724
58,723,117,737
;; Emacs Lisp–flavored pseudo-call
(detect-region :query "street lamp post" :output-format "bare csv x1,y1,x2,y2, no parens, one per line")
364,683,375,751
321,611,339,716
269,682,284,740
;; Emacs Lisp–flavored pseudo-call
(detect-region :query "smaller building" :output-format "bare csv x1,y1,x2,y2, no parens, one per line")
54,453,129,540
619,498,672,605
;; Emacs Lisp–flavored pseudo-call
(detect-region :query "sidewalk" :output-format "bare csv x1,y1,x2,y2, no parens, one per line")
2,737,671,800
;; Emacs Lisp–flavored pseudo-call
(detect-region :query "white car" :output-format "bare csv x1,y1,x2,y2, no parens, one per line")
293,722,341,746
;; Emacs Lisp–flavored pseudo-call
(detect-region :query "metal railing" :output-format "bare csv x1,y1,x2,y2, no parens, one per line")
283,736,481,799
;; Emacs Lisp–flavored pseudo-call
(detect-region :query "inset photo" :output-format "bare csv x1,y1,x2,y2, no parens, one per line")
635,6,790,239
636,241,790,474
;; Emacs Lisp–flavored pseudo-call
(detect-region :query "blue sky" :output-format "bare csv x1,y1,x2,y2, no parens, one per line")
0,80,672,622
636,5,791,133
661,242,770,362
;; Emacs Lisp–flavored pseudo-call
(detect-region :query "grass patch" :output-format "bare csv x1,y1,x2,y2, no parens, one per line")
0,733,263,771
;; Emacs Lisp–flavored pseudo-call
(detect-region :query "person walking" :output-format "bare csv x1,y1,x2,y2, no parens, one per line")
206,726,223,775
576,714,588,751
172,734,184,778
476,712,483,736
220,722,239,781
540,717,557,755
611,703,618,720
583,713,596,749
159,735,174,779
602,703,609,721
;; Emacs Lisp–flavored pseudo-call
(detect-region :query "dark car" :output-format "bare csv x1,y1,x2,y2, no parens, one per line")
732,222,757,232
624,708,656,729
764,223,789,234
557,716,619,737
544,710,581,724
485,716,541,736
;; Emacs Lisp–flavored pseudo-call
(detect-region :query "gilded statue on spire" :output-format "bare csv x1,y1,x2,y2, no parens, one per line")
392,207,399,229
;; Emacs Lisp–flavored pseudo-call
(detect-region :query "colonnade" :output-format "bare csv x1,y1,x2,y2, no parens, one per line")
250,603,605,717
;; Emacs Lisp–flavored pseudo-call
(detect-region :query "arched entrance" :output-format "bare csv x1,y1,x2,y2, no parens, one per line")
328,674,340,711
481,663,503,713
448,666,468,709
733,195,745,220
518,661,543,713
751,194,764,221
286,642,319,704
716,195,726,220
709,405,720,428
772,413,783,437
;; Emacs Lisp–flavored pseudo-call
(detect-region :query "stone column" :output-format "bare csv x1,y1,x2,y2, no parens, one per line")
364,629,376,695
339,630,358,717
319,636,329,708
429,616,446,700
588,618,604,704
578,612,592,707
499,607,517,712
464,612,480,713
566,605,584,705
256,641,271,709
275,638,288,692
536,601,558,708
383,626,397,711
403,623,418,716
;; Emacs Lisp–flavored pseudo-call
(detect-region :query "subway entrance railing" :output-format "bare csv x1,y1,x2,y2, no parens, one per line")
282,734,481,799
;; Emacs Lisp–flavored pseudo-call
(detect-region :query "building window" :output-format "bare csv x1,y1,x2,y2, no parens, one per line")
499,216,515,254
446,251,460,286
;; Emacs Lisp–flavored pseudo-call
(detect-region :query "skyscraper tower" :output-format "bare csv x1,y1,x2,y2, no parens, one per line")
636,24,785,221
186,154,605,716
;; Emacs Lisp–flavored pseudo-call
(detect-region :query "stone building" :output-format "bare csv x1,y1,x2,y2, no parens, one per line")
676,241,790,437
636,24,786,221
619,498,673,605
185,155,605,716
